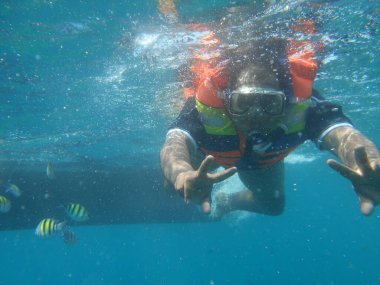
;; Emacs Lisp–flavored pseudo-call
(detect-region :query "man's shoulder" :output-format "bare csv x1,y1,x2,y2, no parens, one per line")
168,97,204,136
305,90,352,142
310,89,327,104
307,90,344,114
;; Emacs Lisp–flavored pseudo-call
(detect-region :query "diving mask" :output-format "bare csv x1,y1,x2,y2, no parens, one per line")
226,86,286,117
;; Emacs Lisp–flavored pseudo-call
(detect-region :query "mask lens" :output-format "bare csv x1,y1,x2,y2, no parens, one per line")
229,92,258,114
260,92,285,115
228,90,285,116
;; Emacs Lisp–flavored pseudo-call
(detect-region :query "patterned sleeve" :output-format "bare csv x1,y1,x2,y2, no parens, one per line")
305,91,353,149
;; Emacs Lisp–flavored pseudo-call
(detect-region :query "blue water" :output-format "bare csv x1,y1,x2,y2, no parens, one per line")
1,0,380,284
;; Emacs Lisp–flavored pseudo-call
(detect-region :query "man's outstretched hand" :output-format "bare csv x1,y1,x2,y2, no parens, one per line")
328,146,380,215
175,155,237,214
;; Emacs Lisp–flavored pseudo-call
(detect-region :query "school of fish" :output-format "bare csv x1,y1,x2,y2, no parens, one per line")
1,162,90,246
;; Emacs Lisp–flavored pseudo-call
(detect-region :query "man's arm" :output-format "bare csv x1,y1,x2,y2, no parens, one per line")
160,130,195,187
321,125,380,215
321,125,380,170
158,0,179,23
160,129,237,213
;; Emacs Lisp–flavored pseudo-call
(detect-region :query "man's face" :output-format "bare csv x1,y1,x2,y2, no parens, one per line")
225,86,286,135
231,109,283,135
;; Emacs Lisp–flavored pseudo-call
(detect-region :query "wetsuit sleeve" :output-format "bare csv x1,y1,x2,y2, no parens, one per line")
305,91,353,148
168,97,205,146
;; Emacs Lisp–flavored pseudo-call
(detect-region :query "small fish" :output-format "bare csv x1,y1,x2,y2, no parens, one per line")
35,219,65,238
0,196,11,213
62,229,78,245
46,162,55,179
4,183,21,197
55,21,91,35
66,203,89,222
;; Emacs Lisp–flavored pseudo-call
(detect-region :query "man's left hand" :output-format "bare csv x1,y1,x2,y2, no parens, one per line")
327,146,380,215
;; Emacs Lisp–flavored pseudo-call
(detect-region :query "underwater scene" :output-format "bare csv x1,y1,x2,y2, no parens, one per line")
1,0,380,284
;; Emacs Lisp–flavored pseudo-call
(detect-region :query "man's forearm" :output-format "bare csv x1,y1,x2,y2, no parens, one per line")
322,126,380,169
160,131,194,185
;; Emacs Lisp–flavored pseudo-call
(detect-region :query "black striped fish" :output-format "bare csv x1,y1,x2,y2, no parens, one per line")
35,219,65,237
63,229,78,245
46,161,55,180
0,195,11,213
4,182,21,197
65,203,89,222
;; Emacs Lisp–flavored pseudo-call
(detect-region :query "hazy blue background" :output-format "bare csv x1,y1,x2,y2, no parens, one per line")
1,0,379,284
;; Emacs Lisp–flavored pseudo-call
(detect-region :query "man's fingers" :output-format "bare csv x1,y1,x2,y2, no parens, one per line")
360,196,374,216
374,162,380,174
201,198,211,214
183,187,191,204
197,155,215,177
210,166,237,183
327,159,358,180
355,147,372,175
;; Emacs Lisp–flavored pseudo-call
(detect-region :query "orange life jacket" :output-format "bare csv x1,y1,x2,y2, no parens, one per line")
184,20,320,167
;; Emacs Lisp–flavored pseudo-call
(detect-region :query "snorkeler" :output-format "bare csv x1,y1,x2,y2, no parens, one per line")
159,32,380,219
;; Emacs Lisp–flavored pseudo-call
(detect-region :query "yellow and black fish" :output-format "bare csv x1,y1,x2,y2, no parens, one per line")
65,203,89,222
0,195,11,213
35,219,65,237
46,161,55,179
4,183,21,197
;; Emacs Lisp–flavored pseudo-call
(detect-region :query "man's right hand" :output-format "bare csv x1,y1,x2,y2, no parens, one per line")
174,155,237,214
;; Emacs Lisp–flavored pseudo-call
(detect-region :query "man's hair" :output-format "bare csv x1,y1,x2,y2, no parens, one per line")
225,38,290,90
232,64,279,89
